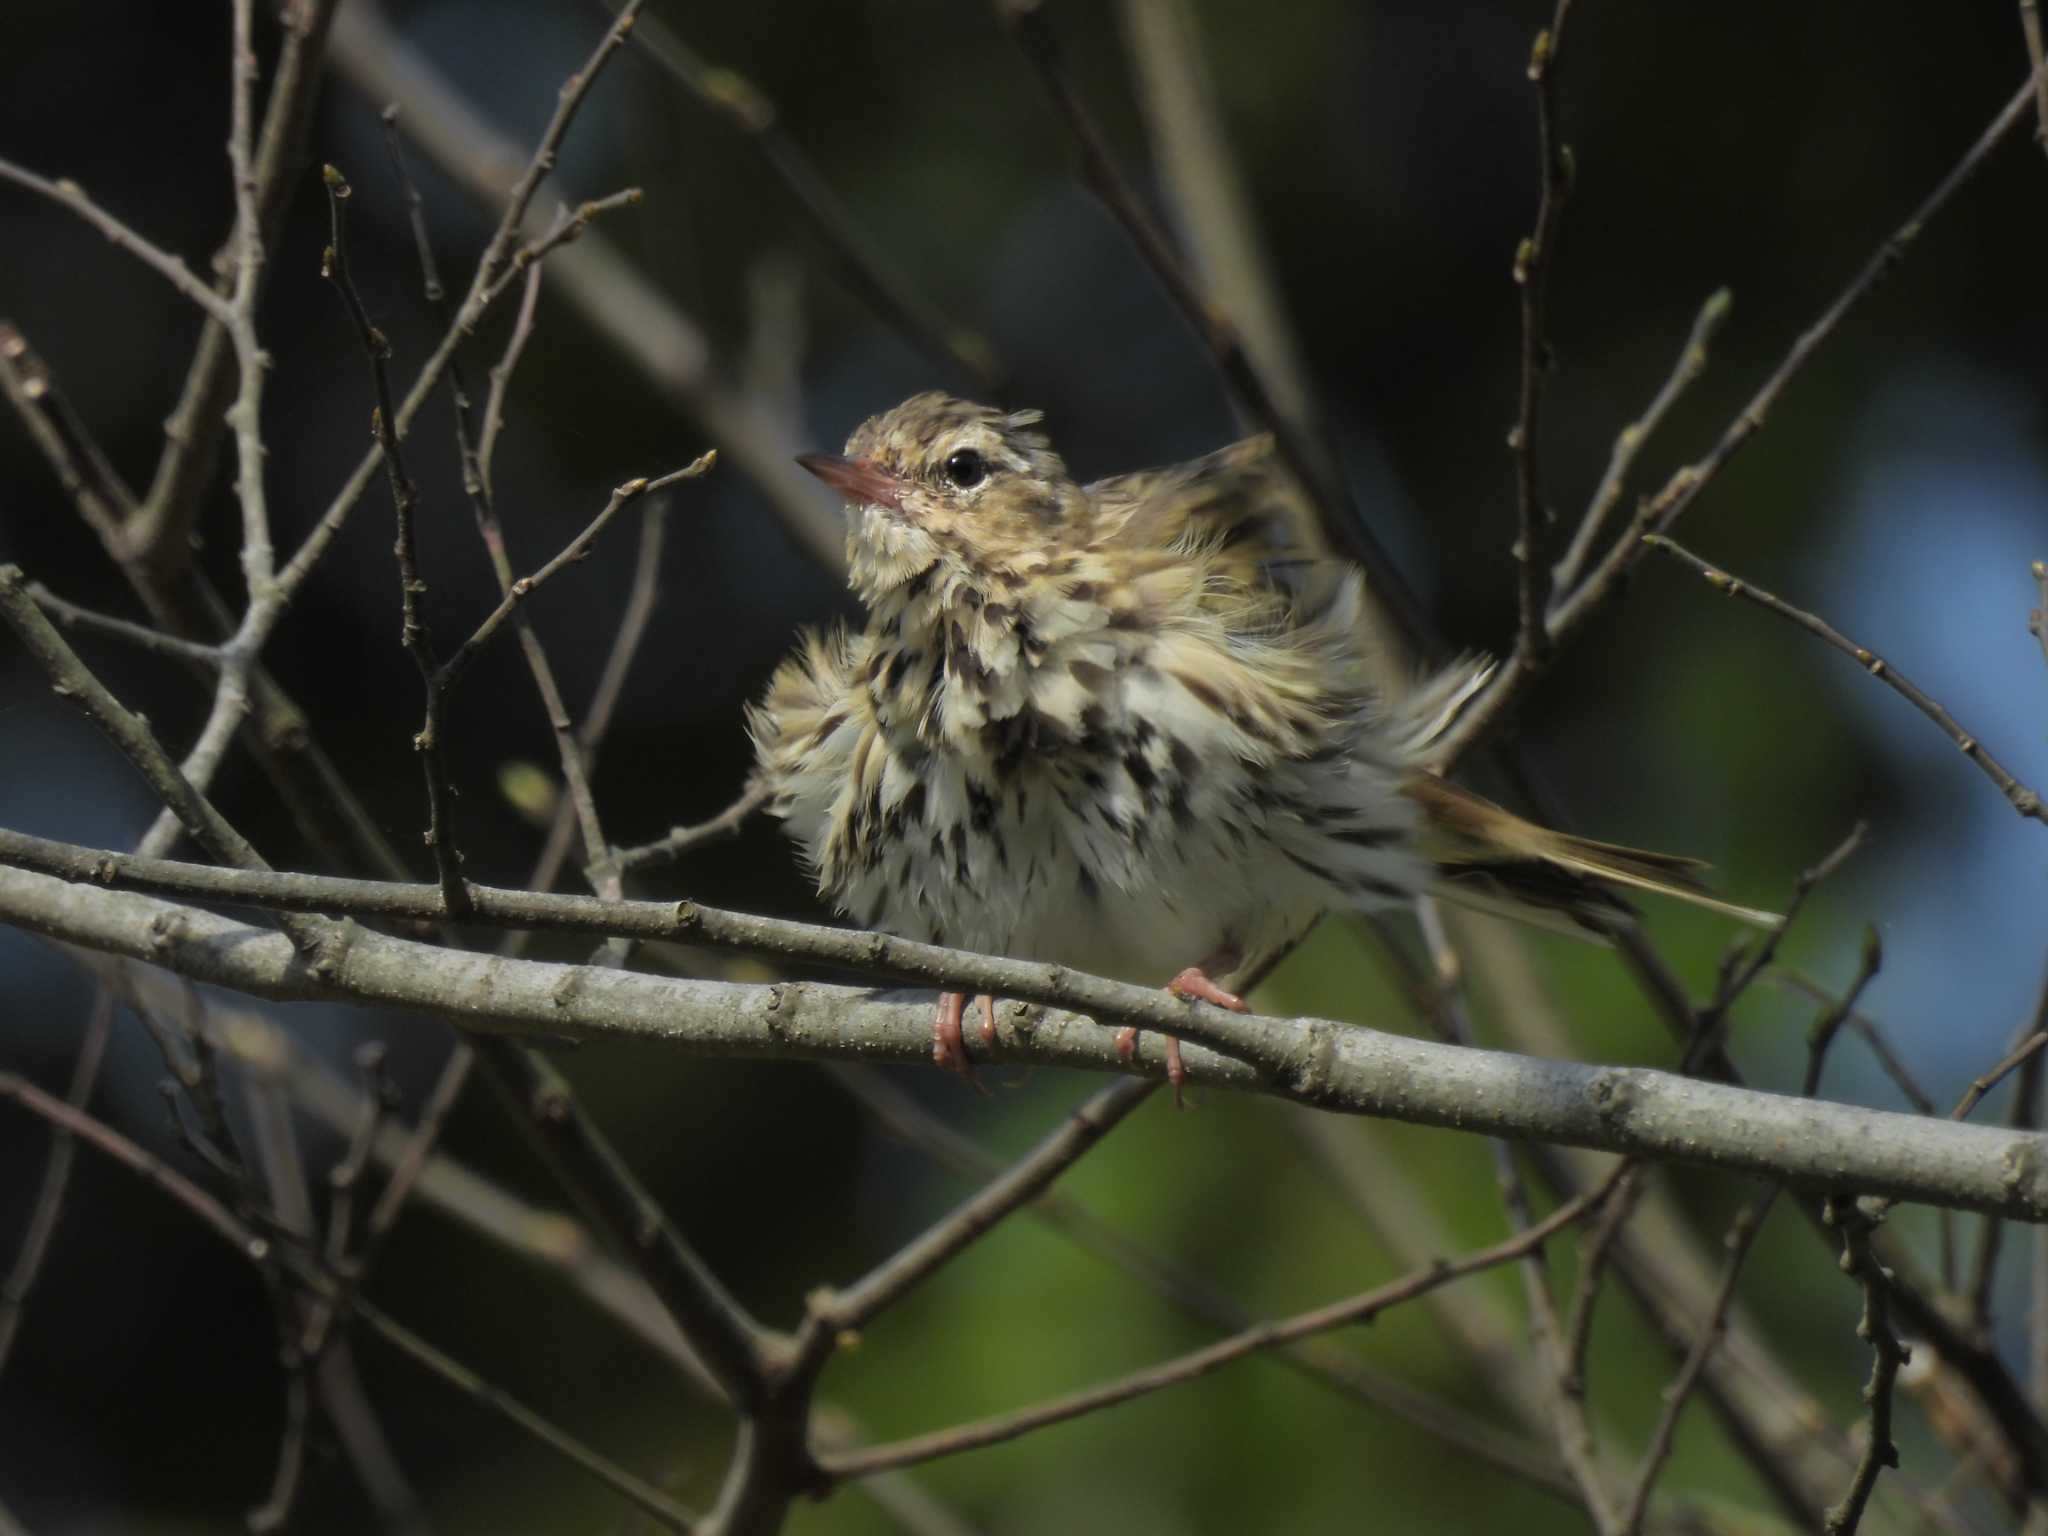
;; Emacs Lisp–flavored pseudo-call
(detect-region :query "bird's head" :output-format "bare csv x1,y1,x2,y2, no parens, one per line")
799,392,1089,612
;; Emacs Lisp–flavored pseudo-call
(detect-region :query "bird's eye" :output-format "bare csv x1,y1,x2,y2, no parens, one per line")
942,449,988,490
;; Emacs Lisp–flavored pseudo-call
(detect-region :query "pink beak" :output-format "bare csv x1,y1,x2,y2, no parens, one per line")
797,452,909,512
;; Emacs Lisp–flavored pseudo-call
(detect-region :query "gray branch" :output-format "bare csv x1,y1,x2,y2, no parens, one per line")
5,860,2046,1222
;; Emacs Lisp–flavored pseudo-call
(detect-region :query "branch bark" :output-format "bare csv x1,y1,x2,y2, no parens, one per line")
6,860,2048,1221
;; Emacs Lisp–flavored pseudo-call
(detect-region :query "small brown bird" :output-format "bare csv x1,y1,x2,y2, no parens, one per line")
749,393,1769,1092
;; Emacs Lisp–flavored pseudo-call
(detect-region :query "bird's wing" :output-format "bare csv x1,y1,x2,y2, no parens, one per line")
1087,433,1331,612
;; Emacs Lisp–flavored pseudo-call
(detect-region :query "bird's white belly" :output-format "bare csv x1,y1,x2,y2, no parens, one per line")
828,746,1347,988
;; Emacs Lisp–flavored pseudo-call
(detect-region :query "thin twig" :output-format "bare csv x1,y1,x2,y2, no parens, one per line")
993,0,1435,657
2035,1045,2048,1417
1769,969,1940,1115
0,157,236,323
819,1078,1155,1332
1116,0,1317,447
2022,1,2048,156
5,1062,695,1532
484,189,644,304
1823,1198,1909,1533
134,0,337,572
2030,559,2048,675
818,1170,1626,1480
1687,821,1868,1073
1802,929,1886,1100
1956,1035,2048,1127
1616,1192,1778,1534
614,781,769,874
1963,973,2048,1338
0,989,114,1376
382,117,650,936
1646,534,2047,826
0,570,288,895
1439,64,2048,767
362,1042,474,1257
476,1038,772,1412
272,0,647,617
1411,899,1618,1528
1617,943,1884,1530
351,1297,697,1531
1559,1164,1644,1396
1508,0,1577,670
477,264,545,505
25,583,225,665
1550,289,1732,598
825,1064,1583,1507
246,1366,311,1535
320,163,470,915
432,455,715,695
0,1071,265,1256
0,320,137,545
524,500,670,902
611,0,999,390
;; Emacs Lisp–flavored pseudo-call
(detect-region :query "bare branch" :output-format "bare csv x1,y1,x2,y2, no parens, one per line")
0,989,114,1376
0,569,283,891
827,1064,1584,1506
1440,63,2047,766
614,782,769,874
134,0,337,573
433,455,715,695
612,0,1000,391
351,1297,697,1531
2022,1,2048,157
320,163,470,915
1802,929,1886,1100
26,583,225,666
11,859,2048,1221
0,157,235,323
819,1078,1154,1333
1823,1199,1909,1533
525,500,670,901
818,1172,1624,1480
2030,558,2048,675
994,0,1434,660
327,0,846,573
0,320,138,547
0,1070,264,1257
1646,534,2046,826
1956,1033,2048,1127
1617,1192,1778,1533
1551,289,1731,597
1508,1,1577,671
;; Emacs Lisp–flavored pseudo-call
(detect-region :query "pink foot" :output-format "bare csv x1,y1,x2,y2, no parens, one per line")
1116,1023,1193,1107
932,991,994,1091
978,994,1000,1050
1121,962,1248,1109
1167,967,1248,1013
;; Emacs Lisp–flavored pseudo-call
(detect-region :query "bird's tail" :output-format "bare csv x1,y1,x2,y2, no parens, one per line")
1406,774,1780,930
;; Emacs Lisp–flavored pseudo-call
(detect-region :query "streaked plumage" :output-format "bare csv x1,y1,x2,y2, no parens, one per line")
749,393,1766,1085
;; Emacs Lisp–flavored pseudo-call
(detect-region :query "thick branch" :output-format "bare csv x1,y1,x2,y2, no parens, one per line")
7,863,2048,1220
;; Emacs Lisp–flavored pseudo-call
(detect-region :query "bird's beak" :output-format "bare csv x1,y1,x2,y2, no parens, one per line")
797,453,909,513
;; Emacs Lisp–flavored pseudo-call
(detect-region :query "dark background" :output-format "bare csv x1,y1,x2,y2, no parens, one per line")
3,1,2047,1531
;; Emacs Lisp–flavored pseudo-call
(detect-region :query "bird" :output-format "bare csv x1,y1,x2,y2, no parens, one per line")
747,392,1771,1096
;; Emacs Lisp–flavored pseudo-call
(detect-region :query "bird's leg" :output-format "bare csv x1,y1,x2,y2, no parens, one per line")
1117,949,1248,1108
933,991,973,1080
932,991,998,1090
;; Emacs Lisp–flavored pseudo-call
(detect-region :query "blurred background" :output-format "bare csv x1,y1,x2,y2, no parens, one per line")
3,1,2047,1531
